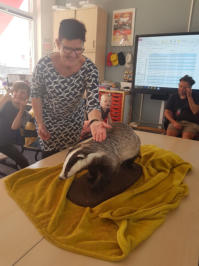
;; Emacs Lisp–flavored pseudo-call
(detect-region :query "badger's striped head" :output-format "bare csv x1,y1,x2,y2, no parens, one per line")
59,144,105,179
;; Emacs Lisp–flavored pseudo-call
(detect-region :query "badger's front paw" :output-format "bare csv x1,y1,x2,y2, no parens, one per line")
59,174,66,180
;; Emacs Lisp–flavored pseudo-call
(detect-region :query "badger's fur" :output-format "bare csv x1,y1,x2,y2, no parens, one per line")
59,122,141,189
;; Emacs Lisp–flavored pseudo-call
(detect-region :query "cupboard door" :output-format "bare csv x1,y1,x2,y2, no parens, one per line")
83,51,96,63
52,7,107,80
84,51,105,82
76,8,98,51
53,10,75,42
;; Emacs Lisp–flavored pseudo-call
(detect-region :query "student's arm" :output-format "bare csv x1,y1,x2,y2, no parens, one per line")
107,112,112,124
164,109,182,129
11,109,25,129
164,95,182,129
164,109,176,125
32,97,50,140
186,87,199,114
11,99,28,129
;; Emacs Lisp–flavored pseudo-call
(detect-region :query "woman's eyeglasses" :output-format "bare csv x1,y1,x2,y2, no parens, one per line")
62,46,85,55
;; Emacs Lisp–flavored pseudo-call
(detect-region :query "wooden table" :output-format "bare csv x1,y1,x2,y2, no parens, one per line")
1,131,199,266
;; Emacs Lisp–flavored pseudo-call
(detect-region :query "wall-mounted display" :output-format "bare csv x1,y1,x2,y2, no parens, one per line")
132,32,199,95
111,8,135,47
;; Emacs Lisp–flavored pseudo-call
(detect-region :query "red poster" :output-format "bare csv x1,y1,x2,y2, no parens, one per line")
112,8,135,46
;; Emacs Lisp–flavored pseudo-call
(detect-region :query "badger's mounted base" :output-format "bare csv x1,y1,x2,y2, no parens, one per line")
67,163,142,208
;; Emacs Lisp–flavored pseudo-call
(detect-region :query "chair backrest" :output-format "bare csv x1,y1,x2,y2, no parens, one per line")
23,109,38,147
163,117,169,130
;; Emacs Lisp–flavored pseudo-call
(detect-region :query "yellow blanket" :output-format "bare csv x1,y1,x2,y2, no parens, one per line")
4,145,191,262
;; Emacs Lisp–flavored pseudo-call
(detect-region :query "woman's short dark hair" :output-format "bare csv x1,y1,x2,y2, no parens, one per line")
180,75,195,87
58,19,86,42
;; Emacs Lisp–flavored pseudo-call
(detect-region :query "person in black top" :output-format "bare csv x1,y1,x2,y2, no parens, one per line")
164,75,199,139
0,81,31,169
31,19,111,159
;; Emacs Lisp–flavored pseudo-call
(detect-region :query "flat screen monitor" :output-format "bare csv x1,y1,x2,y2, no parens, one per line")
132,32,199,96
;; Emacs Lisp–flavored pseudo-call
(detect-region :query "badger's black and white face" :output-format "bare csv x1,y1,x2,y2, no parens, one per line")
59,145,106,179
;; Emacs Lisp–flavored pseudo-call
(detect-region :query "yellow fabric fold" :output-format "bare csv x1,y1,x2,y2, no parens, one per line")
4,145,191,262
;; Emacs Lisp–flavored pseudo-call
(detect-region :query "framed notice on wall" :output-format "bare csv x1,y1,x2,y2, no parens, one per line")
111,8,135,46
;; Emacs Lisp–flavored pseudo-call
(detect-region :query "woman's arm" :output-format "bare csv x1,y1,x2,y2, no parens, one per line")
88,109,111,142
32,97,44,126
32,97,50,140
87,109,102,122
85,63,111,142
31,59,51,141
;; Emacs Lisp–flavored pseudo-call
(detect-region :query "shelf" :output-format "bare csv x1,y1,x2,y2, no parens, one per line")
129,123,165,134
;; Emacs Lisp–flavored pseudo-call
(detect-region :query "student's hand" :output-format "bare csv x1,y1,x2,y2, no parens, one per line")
4,93,12,101
19,99,28,111
90,121,112,142
172,121,182,130
185,87,192,98
6,87,12,95
38,123,51,140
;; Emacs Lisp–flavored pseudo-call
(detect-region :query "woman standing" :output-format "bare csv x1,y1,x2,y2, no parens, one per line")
31,19,110,158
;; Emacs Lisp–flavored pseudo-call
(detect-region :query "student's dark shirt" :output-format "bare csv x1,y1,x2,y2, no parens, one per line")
101,107,110,121
165,93,199,124
0,101,31,146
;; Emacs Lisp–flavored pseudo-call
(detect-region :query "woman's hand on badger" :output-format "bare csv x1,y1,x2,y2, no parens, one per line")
90,121,111,142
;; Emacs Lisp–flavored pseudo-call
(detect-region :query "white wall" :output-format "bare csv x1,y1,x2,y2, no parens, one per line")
53,0,199,125
33,0,55,63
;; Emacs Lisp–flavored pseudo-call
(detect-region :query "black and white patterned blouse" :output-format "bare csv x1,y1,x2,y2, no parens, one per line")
31,55,100,151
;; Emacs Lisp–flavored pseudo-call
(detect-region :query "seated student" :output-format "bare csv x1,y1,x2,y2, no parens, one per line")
0,81,32,169
164,75,199,139
81,93,112,140
100,93,112,125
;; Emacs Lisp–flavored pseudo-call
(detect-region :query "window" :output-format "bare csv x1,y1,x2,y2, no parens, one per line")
0,0,30,12
0,0,33,93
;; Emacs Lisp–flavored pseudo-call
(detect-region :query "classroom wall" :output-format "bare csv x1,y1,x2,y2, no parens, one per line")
56,0,199,125
34,0,55,62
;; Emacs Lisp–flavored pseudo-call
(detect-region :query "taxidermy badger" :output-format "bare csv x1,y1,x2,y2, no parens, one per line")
59,122,141,189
